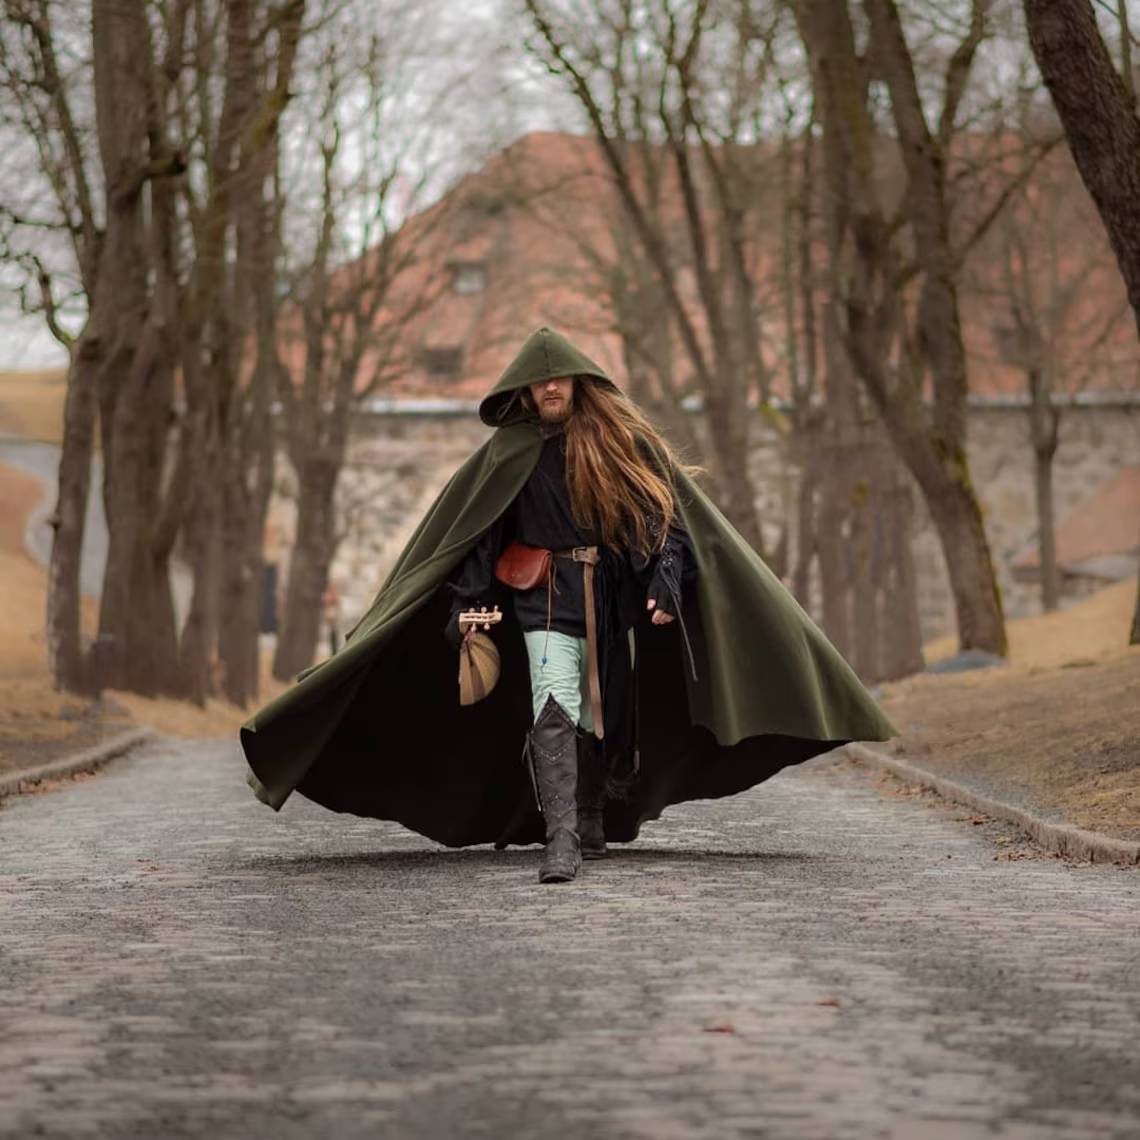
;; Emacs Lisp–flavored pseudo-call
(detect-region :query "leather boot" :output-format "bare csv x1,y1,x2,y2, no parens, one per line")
576,731,608,859
525,693,582,884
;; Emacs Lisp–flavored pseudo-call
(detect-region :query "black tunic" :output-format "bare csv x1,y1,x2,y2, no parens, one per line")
511,430,597,636
445,426,693,643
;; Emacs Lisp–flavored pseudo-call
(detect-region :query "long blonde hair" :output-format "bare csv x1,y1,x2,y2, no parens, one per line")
523,378,702,556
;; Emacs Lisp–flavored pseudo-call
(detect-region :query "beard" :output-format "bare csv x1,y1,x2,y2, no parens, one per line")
537,394,573,424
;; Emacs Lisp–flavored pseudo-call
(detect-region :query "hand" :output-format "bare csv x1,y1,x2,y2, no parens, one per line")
646,597,675,625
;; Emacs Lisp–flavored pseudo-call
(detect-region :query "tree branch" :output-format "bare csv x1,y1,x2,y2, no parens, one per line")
952,135,1061,269
938,0,991,150
523,0,716,393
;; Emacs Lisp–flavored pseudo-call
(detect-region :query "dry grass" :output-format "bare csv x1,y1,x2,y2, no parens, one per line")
0,369,67,443
923,577,1136,671
0,482,129,770
0,461,99,683
883,580,1140,842
107,654,288,739
0,453,285,766
0,459,126,770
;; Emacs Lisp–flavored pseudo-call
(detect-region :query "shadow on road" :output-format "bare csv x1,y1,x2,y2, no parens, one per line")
237,847,826,875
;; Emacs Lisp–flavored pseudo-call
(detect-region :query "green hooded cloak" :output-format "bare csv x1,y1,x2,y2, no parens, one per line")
240,327,895,846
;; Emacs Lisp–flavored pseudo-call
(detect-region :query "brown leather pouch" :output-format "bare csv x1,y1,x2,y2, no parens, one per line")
494,541,553,590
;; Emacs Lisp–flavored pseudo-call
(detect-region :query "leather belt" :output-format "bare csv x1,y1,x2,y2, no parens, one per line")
553,545,603,740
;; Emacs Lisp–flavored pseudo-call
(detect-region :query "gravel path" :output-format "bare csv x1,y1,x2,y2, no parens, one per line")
1,741,1137,1139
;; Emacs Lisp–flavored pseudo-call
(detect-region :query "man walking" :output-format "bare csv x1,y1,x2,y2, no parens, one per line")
443,364,697,882
241,328,894,883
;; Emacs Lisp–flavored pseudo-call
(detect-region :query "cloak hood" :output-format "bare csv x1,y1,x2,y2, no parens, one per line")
478,326,617,427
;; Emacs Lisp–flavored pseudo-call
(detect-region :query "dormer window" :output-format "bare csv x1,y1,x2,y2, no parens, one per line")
421,346,464,378
451,261,487,295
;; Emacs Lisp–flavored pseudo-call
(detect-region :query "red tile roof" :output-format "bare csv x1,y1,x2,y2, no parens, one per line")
1014,466,1140,575
304,130,1140,406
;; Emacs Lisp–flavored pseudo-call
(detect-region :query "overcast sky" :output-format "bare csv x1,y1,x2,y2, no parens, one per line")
6,0,1132,373
0,0,576,372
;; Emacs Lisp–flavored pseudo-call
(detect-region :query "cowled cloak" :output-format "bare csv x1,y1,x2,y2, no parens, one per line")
240,327,895,846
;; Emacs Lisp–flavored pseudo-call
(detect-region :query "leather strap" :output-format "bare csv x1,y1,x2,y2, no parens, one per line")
554,546,604,741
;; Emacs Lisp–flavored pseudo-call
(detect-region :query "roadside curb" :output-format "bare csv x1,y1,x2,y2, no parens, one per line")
843,742,1140,867
0,728,154,800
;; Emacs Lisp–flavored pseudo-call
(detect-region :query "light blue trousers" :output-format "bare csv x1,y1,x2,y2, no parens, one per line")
523,630,594,733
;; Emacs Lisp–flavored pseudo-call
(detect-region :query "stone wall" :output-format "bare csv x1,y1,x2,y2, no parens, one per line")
912,404,1139,637
302,402,1138,643
327,414,491,630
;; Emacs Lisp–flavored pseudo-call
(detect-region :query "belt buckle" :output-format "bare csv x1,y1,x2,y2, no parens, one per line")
571,545,597,564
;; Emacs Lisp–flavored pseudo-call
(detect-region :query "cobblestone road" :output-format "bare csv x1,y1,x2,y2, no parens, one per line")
1,741,1137,1139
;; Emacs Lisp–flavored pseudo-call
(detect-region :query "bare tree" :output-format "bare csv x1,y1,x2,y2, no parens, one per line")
1024,0,1140,335
2,0,130,690
513,1,925,674
523,0,780,551
0,0,306,699
792,127,925,680
270,16,460,679
166,0,307,705
795,0,1016,656
0,0,191,694
1022,0,1140,641
968,147,1133,611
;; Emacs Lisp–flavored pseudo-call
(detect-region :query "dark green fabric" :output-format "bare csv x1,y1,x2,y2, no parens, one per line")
240,326,895,845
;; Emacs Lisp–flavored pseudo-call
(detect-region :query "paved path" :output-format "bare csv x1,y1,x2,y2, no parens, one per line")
1,742,1137,1139
0,436,191,617
0,438,105,598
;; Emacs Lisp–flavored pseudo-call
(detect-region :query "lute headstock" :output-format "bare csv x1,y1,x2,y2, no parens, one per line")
458,604,503,634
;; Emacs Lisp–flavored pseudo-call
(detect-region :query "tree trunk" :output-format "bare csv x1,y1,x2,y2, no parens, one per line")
273,460,338,680
792,456,816,605
855,384,1006,655
207,0,294,706
83,0,188,696
1130,554,1140,645
1026,358,1063,612
703,385,764,554
882,480,925,680
46,343,98,692
1024,0,1140,338
214,341,277,708
95,319,181,695
92,340,181,696
1033,443,1061,612
617,300,702,462
215,363,276,708
923,468,1006,653
798,0,1008,658
850,483,878,680
817,462,851,659
217,486,261,707
178,468,222,705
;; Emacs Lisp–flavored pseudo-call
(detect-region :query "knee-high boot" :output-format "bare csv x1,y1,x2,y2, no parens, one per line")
576,731,608,859
525,693,582,884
